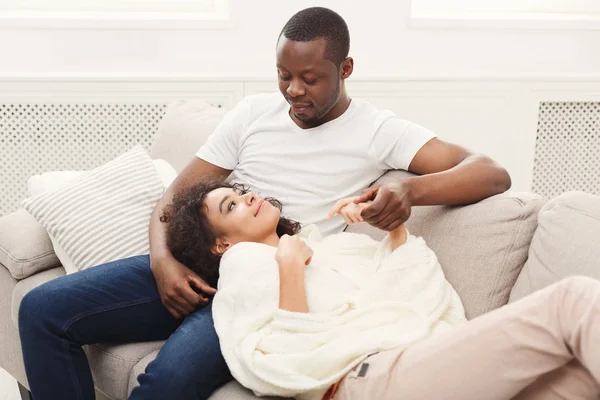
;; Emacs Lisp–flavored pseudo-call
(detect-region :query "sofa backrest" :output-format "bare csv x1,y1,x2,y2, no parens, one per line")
510,191,600,302
153,100,546,319
150,100,227,172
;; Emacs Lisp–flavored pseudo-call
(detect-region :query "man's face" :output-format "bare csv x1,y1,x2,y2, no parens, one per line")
276,36,341,126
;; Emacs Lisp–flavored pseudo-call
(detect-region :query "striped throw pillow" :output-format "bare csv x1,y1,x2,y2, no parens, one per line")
22,146,164,272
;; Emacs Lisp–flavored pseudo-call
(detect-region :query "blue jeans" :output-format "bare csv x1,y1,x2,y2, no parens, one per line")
18,255,231,400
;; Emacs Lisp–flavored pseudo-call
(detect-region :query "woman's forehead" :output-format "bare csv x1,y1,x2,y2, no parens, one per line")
205,187,236,211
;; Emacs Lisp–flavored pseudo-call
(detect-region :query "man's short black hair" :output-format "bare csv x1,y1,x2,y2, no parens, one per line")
279,7,350,67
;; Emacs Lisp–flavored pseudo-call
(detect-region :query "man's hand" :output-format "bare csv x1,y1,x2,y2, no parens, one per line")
353,181,414,231
151,256,217,319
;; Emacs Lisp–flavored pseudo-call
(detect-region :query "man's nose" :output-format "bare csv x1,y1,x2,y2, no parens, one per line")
286,79,305,97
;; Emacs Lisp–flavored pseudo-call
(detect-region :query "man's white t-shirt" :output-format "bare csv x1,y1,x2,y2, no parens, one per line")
196,92,436,236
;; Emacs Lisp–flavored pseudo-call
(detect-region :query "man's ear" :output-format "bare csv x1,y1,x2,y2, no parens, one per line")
340,57,353,79
211,238,230,256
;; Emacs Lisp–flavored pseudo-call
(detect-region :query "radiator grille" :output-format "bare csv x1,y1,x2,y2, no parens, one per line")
0,103,168,216
532,102,600,200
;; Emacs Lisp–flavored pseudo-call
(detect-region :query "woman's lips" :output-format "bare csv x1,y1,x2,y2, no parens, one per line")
254,200,264,217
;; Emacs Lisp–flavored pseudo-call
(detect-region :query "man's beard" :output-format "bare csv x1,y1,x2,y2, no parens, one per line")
297,81,341,124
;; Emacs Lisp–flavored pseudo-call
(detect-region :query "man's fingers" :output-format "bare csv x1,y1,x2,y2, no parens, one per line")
189,275,217,296
179,284,207,308
354,187,378,204
378,212,402,231
383,218,404,232
173,290,197,313
360,193,387,219
364,207,395,227
165,300,186,319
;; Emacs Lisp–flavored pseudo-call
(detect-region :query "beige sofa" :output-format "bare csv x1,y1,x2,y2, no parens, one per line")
1,100,600,400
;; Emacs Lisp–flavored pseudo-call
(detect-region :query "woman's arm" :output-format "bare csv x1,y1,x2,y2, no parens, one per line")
278,262,309,313
389,223,407,251
275,235,312,313
329,198,408,251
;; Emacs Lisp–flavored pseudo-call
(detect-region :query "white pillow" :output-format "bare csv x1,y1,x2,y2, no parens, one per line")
26,158,178,274
22,146,166,274
28,159,177,195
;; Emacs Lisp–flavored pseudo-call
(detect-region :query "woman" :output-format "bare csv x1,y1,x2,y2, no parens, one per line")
161,180,600,400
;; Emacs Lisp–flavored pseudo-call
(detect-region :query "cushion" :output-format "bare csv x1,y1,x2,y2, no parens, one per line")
346,170,545,319
150,100,227,173
21,146,164,273
27,160,177,196
0,209,60,279
26,159,178,274
510,191,600,302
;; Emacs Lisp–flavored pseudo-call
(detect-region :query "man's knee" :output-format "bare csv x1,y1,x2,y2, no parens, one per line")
19,285,51,333
19,281,69,335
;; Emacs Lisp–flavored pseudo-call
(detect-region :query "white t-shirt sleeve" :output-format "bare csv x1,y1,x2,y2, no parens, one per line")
195,98,253,170
369,118,437,171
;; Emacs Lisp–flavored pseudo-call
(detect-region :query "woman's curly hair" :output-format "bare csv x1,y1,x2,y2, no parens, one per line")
160,179,301,288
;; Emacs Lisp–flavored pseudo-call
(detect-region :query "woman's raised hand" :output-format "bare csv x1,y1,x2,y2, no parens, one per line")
327,196,372,225
276,234,313,268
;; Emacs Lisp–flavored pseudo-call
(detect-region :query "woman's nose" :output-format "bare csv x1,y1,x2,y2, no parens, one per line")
242,192,255,205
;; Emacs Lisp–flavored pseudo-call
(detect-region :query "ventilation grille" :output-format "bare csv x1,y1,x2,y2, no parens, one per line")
0,103,168,216
532,102,600,200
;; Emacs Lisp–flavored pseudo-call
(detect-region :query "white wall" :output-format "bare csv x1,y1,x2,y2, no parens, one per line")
0,0,599,78
0,1,599,201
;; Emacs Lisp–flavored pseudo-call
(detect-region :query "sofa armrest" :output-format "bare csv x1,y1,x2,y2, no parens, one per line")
0,208,60,280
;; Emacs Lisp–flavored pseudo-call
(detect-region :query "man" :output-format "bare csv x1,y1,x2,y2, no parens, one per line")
19,7,511,400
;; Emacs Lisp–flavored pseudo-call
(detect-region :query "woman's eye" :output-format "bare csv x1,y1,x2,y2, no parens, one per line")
279,75,291,81
304,79,317,85
228,201,235,211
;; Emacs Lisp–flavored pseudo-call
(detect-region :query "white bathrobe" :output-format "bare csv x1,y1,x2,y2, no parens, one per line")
212,225,466,400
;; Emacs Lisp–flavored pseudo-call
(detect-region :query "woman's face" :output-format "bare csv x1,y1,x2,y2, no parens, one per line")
204,187,280,252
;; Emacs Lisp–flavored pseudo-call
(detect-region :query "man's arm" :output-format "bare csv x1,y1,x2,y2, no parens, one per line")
358,138,511,231
150,157,231,318
405,138,511,206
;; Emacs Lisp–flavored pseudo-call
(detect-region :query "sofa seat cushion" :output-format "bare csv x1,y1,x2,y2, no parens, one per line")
347,170,545,319
87,342,165,400
510,191,600,302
